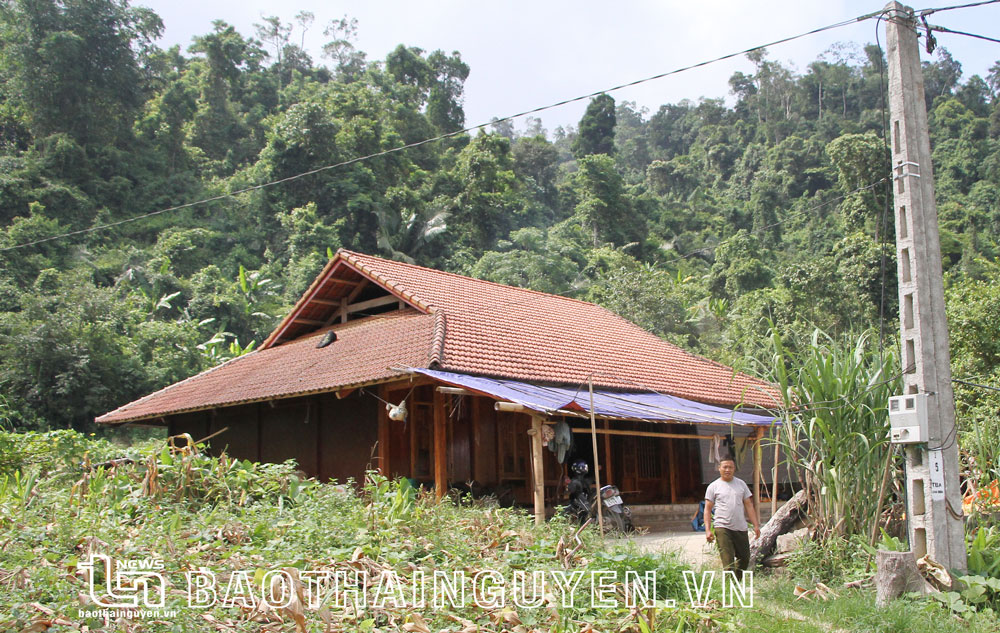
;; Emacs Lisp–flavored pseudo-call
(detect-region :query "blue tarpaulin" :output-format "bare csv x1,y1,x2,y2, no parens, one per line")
411,368,779,426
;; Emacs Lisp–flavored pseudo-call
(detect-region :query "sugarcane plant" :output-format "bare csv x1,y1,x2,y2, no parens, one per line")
766,326,902,539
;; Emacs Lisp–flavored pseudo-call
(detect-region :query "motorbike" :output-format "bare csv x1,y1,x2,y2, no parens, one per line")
595,484,635,533
563,474,635,533
564,472,594,524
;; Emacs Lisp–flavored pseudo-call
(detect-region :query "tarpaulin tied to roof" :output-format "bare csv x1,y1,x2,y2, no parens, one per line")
411,368,779,426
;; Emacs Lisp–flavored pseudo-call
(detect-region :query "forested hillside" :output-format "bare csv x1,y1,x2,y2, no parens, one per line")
1,0,999,444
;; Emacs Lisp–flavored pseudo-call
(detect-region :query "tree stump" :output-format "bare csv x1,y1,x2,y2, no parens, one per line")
750,489,808,568
875,550,934,606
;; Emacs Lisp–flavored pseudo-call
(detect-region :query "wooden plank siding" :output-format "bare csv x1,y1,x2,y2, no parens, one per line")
166,388,713,509
167,392,376,483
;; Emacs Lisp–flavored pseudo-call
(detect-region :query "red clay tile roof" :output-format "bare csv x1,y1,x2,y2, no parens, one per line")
98,249,780,424
97,310,436,423
337,251,780,409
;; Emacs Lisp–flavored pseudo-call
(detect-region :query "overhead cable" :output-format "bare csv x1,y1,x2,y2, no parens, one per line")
953,378,1000,393
915,0,1000,15
924,23,1000,44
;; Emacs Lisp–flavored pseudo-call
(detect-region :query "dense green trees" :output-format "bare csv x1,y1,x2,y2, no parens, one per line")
0,0,162,146
1,0,999,446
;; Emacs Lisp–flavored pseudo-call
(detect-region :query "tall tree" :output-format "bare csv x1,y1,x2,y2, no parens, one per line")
445,133,522,257
572,154,643,247
187,21,261,165
572,93,616,158
426,50,469,133
322,15,366,81
0,0,162,146
922,48,962,109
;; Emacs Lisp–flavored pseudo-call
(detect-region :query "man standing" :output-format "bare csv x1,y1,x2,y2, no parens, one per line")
704,457,760,577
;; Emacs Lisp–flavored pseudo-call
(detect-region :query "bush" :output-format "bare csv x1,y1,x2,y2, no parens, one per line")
786,535,871,584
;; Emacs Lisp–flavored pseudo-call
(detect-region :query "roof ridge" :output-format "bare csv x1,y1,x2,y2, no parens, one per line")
428,308,446,368
338,249,601,309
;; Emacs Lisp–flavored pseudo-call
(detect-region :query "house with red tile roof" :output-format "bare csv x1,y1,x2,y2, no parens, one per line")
99,249,785,522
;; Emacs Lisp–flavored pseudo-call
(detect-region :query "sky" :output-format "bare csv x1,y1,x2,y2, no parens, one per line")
137,0,1000,133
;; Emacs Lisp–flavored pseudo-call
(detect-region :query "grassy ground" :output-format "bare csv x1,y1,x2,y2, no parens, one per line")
0,430,996,632
733,573,995,633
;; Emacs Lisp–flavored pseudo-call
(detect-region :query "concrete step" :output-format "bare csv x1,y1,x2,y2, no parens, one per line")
628,502,782,533
633,519,695,532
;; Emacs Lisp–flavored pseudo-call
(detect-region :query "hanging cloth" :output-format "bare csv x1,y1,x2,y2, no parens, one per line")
709,434,724,464
546,420,573,463
733,435,751,468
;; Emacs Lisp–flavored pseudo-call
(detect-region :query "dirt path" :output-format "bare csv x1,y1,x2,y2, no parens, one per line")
627,530,718,567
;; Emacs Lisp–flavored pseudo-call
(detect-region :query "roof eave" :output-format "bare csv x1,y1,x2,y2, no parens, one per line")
95,371,422,426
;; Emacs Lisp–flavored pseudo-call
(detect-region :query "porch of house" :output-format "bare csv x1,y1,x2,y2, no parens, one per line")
377,376,786,525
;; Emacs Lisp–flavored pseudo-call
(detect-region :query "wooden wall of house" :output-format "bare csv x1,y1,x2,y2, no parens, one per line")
211,403,260,462
258,399,315,474
317,392,378,482
472,397,497,484
165,391,378,483
169,389,793,506
169,410,211,445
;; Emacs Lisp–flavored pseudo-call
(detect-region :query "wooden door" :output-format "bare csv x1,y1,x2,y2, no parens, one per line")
617,436,668,504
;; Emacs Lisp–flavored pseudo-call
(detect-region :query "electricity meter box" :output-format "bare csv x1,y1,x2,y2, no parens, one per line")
888,394,928,443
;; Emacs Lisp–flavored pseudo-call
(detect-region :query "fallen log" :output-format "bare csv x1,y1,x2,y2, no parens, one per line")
750,489,808,568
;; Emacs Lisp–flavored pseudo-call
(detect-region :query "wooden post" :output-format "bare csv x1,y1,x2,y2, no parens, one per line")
408,391,418,480
771,430,780,516
529,415,546,526
668,435,677,504
433,388,448,500
378,390,391,477
752,427,763,516
589,379,604,534
603,419,613,486
471,395,483,483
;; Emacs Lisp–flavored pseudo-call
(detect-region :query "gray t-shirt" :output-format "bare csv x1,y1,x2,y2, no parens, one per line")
705,477,752,531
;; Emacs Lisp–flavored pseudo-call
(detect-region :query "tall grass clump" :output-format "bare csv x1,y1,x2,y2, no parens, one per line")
767,327,902,540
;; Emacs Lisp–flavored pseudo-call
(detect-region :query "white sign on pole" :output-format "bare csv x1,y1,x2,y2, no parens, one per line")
928,449,946,502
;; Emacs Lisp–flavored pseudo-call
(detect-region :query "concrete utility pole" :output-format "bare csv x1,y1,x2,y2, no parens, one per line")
884,1,966,572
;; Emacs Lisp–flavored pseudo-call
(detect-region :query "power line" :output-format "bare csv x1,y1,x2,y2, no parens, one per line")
953,377,1000,393
916,0,1000,15
925,23,1000,44
0,9,887,254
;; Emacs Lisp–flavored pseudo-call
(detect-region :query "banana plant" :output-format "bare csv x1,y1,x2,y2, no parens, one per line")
197,332,257,364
